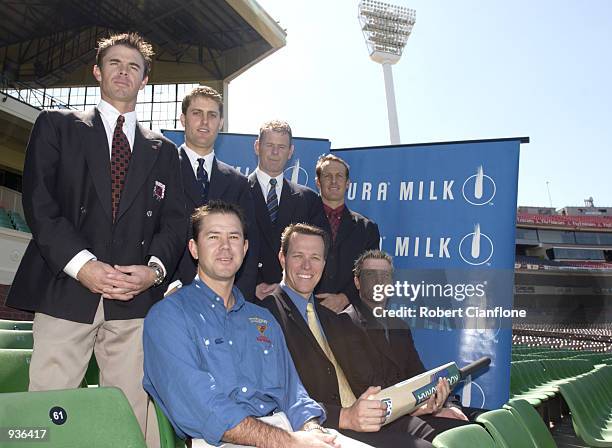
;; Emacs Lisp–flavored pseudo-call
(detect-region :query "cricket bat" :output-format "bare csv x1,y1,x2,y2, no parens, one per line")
371,357,491,425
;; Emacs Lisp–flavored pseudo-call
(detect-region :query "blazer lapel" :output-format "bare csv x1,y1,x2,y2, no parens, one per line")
276,289,330,361
79,109,112,220
277,179,297,229
116,124,161,221
208,158,230,200
179,146,202,208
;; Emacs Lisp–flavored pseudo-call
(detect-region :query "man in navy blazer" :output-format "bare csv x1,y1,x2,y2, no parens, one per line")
171,86,258,299
6,33,187,442
248,120,323,300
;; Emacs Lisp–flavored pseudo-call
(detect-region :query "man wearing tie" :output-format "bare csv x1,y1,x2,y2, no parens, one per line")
6,33,186,442
172,86,257,298
248,120,323,300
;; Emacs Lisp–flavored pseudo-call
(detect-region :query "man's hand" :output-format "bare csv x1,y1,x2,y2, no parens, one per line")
77,260,124,296
339,386,386,432
435,406,469,421
316,293,349,313
101,264,157,300
411,378,450,417
256,282,278,300
289,430,340,448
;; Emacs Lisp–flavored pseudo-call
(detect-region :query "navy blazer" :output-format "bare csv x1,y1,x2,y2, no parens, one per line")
316,206,380,305
7,109,187,323
248,173,323,285
174,147,258,299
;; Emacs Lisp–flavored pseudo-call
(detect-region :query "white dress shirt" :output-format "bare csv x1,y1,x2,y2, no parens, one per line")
180,143,215,179
254,168,284,203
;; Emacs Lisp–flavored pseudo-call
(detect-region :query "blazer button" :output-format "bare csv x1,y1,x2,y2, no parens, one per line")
146,210,152,217
332,393,339,401
327,367,333,375
80,206,86,214
141,240,145,246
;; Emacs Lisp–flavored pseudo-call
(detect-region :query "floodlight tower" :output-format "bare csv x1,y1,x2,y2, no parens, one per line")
358,0,416,145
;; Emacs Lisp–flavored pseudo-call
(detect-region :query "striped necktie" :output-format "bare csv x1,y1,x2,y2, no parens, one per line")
267,178,279,223
197,158,209,202
306,302,357,407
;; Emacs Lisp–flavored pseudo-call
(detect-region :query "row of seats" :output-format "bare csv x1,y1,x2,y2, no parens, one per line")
433,398,557,448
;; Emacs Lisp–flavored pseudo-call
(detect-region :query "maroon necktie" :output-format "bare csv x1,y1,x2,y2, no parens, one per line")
110,115,131,221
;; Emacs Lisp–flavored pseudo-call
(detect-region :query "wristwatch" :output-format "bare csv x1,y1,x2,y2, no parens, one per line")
148,261,165,287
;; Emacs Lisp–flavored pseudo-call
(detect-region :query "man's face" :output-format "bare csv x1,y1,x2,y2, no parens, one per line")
180,96,223,155
316,160,350,204
188,212,248,283
355,258,393,308
280,233,326,299
93,45,147,109
254,130,294,177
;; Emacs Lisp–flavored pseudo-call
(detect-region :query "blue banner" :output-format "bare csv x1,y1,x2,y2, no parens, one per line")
162,129,522,409
336,139,521,409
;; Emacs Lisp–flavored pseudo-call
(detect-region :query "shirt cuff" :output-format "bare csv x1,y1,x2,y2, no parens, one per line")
165,280,182,296
148,256,167,278
64,250,96,280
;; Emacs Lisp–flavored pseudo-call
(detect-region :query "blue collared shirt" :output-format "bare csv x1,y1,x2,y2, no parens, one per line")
143,278,324,445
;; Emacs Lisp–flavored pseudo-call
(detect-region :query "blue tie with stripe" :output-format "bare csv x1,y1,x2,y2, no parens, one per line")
197,158,209,202
267,178,279,224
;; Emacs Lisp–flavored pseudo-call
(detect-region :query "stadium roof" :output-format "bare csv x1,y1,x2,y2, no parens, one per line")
0,0,286,88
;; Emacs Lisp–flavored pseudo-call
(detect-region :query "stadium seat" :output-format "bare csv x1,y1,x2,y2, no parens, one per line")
0,319,33,330
0,387,146,448
476,408,537,448
0,348,32,393
0,329,33,348
84,355,100,386
504,399,557,448
432,424,496,448
153,398,186,448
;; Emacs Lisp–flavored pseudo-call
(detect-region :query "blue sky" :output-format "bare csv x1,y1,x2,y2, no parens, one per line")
229,0,612,209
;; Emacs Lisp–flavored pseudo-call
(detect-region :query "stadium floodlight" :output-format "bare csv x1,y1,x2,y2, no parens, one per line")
358,0,416,145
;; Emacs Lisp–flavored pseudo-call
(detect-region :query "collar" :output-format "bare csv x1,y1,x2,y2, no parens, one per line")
323,203,345,217
193,276,246,313
181,143,215,176
254,167,284,190
97,99,137,129
280,281,313,322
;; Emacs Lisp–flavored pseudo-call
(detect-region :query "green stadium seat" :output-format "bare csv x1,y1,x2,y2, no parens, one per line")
153,399,186,448
504,399,557,448
476,408,537,448
0,319,33,330
0,329,34,349
432,424,496,448
0,348,32,393
0,387,147,448
84,355,100,386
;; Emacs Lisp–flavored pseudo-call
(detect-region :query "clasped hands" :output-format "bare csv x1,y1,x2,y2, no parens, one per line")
77,260,157,301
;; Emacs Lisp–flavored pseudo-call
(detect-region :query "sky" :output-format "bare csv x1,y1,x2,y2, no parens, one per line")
228,0,612,209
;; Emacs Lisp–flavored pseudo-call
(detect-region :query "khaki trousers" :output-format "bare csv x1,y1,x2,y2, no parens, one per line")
29,299,160,448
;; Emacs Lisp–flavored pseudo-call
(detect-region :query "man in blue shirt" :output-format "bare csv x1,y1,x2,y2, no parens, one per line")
143,201,366,447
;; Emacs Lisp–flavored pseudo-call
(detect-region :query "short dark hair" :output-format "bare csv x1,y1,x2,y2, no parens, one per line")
258,120,293,146
316,153,350,179
182,86,224,117
96,32,154,78
280,223,330,259
191,201,247,241
353,249,393,278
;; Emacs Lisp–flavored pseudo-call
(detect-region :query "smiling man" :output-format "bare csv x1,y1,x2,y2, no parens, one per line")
144,202,370,448
248,120,323,300
172,86,258,299
261,224,438,448
314,154,380,313
6,33,186,442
